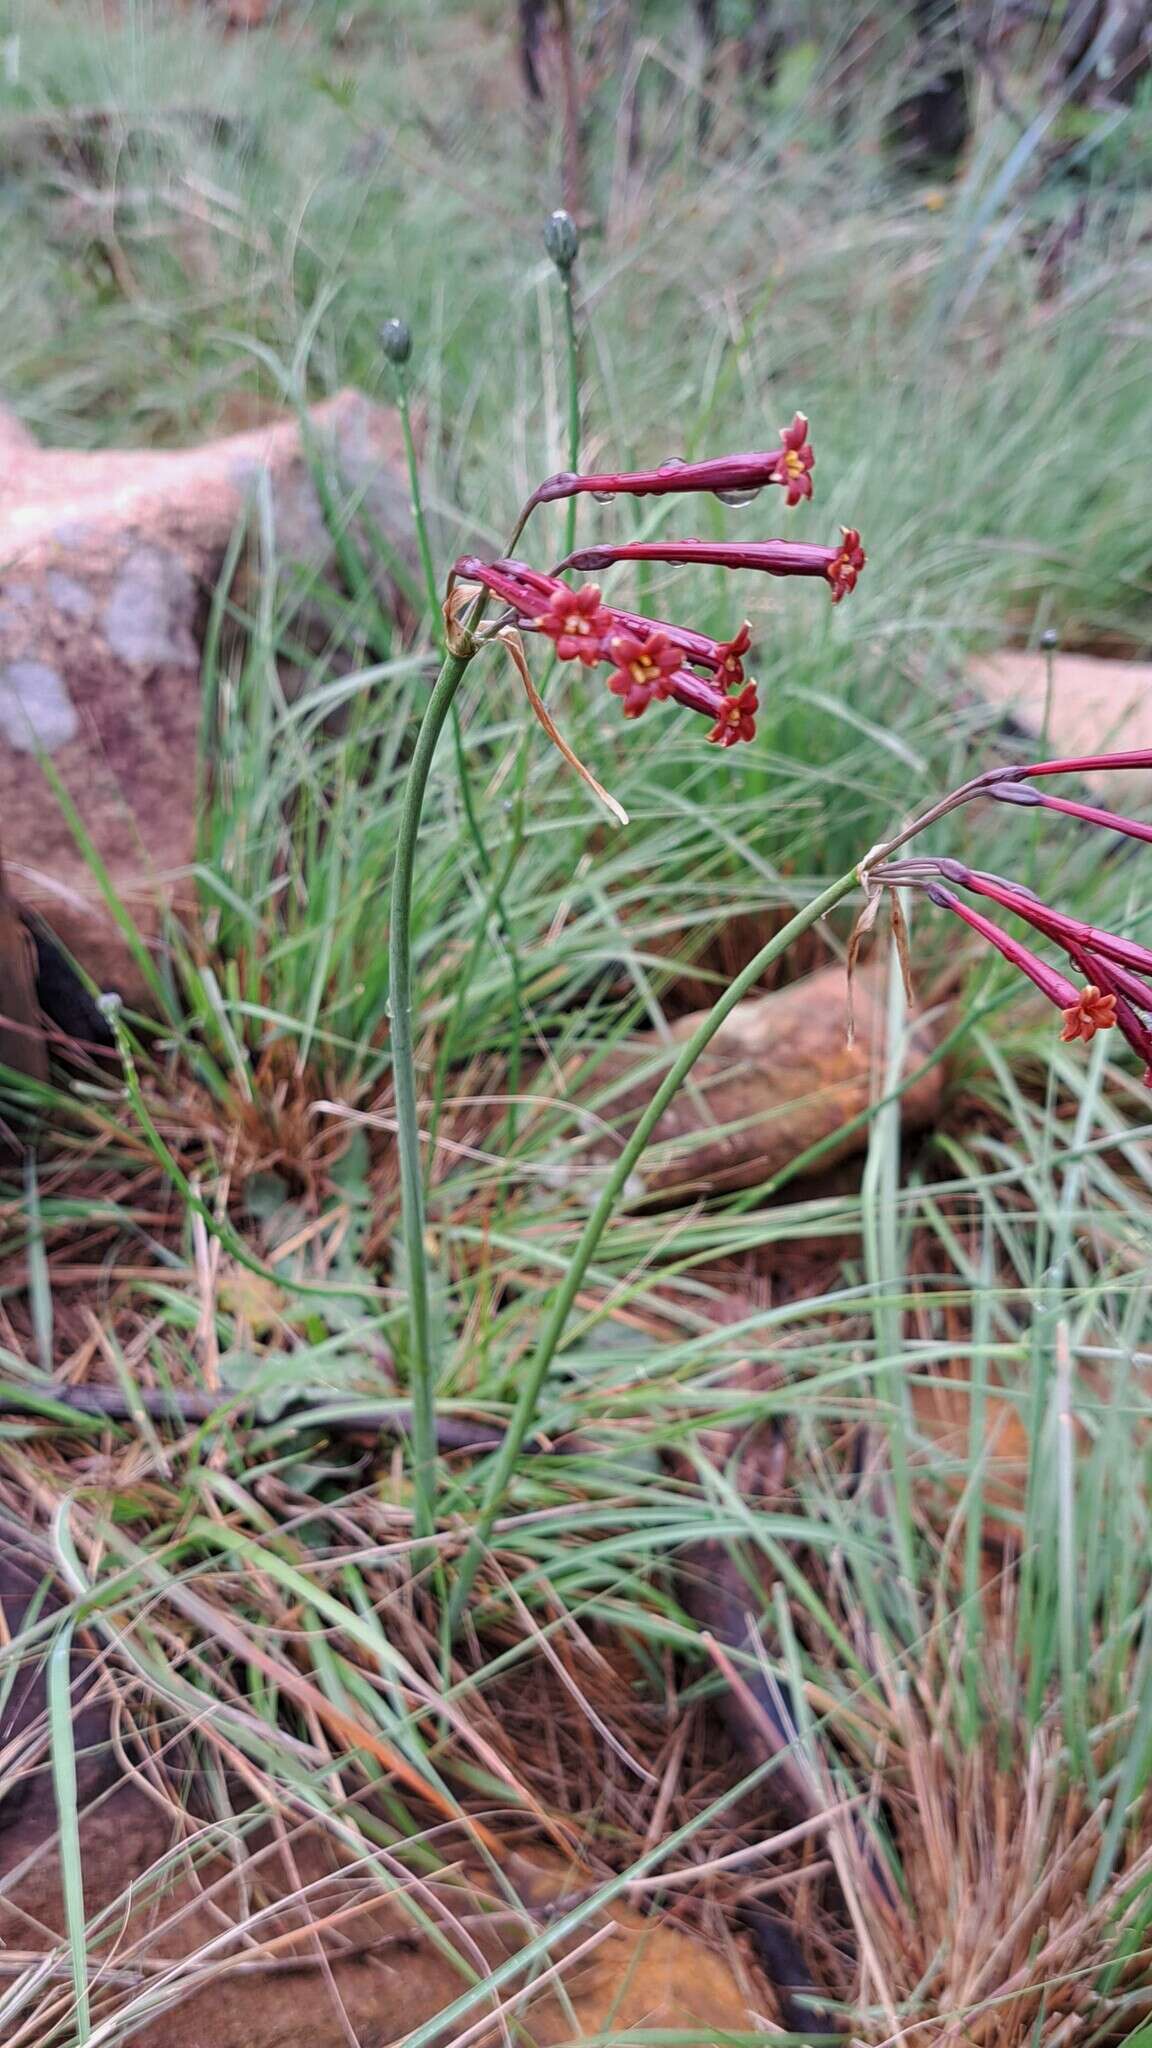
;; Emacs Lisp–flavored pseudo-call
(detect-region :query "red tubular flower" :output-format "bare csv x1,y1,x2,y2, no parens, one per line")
986,781,1152,849
924,883,1099,1017
657,668,759,745
1062,950,1152,1068
527,419,815,510
718,621,753,682
827,528,866,603
932,863,1152,984
603,629,682,717
1058,983,1118,1043
871,752,1152,1084
996,749,1152,782
771,413,815,506
561,534,866,601
532,580,614,664
455,556,616,663
707,683,759,748
912,870,1152,1081
454,555,553,613
605,610,753,683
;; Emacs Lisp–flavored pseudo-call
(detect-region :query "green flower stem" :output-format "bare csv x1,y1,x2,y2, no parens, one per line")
390,369,489,876
386,391,567,1540
393,379,440,631
388,643,476,1549
492,261,582,1154
389,365,529,1167
48,1621,92,2040
430,813,524,1142
559,269,581,561
445,862,862,1630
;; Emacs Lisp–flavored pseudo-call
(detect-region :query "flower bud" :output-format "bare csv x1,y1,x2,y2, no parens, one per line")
380,318,412,366
544,209,579,274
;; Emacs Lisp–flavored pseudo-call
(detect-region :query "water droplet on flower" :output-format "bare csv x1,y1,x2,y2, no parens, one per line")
657,457,686,473
591,488,615,503
714,484,763,507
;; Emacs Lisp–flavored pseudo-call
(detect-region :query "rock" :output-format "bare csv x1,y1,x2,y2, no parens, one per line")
971,650,1152,792
0,392,415,1005
0,857,47,1088
560,961,945,1200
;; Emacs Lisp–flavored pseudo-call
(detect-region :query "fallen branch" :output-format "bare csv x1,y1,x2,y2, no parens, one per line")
0,1379,574,1457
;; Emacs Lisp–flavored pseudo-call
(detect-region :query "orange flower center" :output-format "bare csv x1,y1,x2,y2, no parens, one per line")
1082,984,1112,1016
782,449,806,478
565,612,591,634
629,655,658,684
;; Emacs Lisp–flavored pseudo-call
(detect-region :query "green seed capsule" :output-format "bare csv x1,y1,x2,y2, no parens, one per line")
543,210,579,273
380,318,412,366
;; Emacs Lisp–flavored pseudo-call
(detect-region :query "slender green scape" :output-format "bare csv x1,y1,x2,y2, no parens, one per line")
495,212,586,1148
386,644,477,1551
383,321,505,933
47,1621,92,2041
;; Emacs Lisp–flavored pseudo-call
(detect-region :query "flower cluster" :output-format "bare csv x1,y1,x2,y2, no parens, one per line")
454,556,762,745
452,418,865,749
870,752,1152,1083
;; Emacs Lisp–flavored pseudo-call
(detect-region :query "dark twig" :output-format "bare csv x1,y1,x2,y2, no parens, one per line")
0,1380,576,1457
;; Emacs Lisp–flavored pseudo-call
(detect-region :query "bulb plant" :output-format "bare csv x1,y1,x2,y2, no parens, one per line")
385,220,1152,1626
